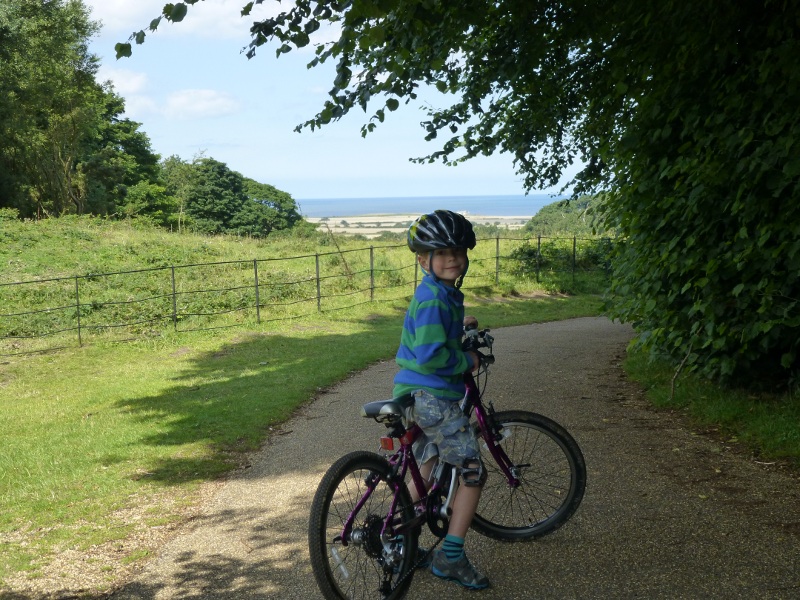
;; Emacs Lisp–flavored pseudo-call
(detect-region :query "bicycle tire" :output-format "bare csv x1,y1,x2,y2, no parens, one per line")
308,451,419,600
471,410,586,541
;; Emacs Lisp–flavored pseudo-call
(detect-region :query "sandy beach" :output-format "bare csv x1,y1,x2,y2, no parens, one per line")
306,212,533,238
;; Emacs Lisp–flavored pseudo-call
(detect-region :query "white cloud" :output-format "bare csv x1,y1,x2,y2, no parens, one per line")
85,0,279,40
84,0,156,33
122,96,161,119
164,89,241,119
96,65,148,95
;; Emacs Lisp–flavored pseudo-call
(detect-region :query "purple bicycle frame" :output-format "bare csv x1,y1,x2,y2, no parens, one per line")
339,369,519,546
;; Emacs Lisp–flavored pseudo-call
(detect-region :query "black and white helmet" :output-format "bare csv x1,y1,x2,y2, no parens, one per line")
407,210,476,253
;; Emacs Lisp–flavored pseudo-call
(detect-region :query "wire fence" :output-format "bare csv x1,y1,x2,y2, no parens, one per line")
0,235,613,356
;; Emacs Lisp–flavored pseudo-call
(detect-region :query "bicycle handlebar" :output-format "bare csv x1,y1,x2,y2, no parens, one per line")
462,327,495,364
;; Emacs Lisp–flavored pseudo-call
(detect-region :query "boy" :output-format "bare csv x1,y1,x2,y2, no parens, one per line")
393,209,490,590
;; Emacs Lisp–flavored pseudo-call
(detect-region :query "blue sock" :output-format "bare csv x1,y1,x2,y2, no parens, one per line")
442,534,464,562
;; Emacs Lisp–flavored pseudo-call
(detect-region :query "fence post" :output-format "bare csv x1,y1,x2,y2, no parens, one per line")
573,236,577,285
315,254,321,312
495,236,500,285
74,276,82,347
536,235,541,283
253,259,261,323
369,246,375,301
170,266,178,331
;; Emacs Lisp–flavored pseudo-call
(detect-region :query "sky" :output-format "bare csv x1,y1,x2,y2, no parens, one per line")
85,1,571,201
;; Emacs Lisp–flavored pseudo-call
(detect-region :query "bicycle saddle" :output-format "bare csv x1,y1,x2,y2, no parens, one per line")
361,395,415,421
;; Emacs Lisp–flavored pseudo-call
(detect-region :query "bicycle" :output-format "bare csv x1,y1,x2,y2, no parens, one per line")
308,328,587,599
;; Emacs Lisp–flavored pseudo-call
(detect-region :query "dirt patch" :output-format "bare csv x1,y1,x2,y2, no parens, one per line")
1,484,225,599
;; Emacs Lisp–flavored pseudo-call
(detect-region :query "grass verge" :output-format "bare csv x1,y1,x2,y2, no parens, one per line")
624,349,800,468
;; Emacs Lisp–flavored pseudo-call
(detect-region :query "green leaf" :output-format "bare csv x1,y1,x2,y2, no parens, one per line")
732,283,745,296
386,98,399,111
333,66,352,89
115,43,133,59
170,3,188,22
135,30,146,45
292,32,310,48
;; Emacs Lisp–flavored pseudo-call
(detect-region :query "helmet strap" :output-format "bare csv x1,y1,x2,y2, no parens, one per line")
425,251,440,283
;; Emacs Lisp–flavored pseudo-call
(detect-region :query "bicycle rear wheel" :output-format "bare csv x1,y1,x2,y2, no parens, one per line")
308,451,418,600
471,410,586,541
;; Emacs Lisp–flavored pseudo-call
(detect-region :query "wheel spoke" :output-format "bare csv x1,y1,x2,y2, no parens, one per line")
309,452,418,599
472,412,586,541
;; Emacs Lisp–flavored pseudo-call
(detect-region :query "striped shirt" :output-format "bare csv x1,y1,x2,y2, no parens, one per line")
393,273,470,400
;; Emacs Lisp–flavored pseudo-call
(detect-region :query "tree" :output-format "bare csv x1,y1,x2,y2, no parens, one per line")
523,196,608,237
81,89,162,216
161,154,196,232
122,1,799,386
0,0,161,219
238,179,302,235
183,157,248,234
120,181,178,227
0,0,101,217
162,155,303,236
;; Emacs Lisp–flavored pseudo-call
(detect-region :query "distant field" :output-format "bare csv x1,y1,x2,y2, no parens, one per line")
306,213,531,238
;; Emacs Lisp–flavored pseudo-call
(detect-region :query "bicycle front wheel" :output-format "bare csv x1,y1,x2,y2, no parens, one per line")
471,410,586,541
308,451,418,600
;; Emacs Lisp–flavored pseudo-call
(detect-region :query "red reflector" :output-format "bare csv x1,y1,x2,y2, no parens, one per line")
380,437,395,451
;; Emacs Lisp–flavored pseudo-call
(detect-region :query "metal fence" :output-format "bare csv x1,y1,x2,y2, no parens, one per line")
0,235,612,356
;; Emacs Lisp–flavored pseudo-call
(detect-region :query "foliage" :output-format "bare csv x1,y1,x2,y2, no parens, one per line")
0,0,160,218
0,1,300,239
0,216,597,354
82,92,162,215
597,2,800,386
121,0,799,387
523,195,609,237
508,237,613,295
161,155,304,237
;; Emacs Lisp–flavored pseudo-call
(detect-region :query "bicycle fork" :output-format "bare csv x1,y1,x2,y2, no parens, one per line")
476,410,523,487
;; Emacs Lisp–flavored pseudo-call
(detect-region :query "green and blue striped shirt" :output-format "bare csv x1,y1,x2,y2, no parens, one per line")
393,274,470,400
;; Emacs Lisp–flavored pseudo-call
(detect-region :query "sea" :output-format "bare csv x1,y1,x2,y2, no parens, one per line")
296,194,563,218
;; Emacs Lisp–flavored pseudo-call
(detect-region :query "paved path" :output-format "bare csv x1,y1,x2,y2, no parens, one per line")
111,317,800,599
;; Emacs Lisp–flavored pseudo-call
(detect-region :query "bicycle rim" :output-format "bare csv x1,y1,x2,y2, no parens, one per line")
308,451,418,599
471,410,586,541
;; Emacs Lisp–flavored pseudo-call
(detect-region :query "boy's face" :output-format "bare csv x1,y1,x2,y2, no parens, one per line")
418,248,468,286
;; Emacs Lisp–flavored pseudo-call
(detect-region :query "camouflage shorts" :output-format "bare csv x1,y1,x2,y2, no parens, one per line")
411,389,479,466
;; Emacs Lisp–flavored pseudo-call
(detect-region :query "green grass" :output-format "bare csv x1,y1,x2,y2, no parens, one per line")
0,284,601,585
0,217,610,354
624,349,800,466
3,215,798,592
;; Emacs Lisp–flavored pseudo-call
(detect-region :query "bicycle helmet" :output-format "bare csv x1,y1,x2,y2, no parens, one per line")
407,209,476,253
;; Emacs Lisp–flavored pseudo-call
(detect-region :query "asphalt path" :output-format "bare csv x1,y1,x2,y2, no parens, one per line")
111,317,800,599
